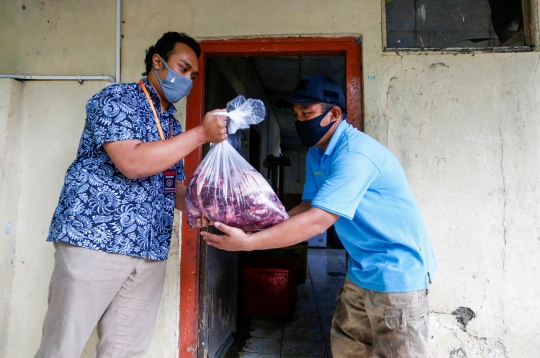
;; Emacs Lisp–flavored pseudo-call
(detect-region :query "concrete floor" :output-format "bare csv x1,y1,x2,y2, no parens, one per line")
232,248,347,358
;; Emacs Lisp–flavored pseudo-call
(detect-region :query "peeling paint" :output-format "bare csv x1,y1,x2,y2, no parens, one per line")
418,4,426,23
430,315,510,357
450,347,468,357
452,307,476,331
429,62,448,70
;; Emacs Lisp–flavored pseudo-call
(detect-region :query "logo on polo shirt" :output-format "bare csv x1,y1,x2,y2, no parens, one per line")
314,171,323,176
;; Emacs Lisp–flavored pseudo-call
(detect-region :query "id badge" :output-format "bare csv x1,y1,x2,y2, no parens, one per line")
162,169,176,193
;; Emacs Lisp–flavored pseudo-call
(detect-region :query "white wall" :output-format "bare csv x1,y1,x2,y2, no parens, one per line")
1,0,540,357
370,52,540,357
0,79,23,358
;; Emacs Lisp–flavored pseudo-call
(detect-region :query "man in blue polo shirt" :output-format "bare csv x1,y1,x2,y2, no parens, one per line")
201,75,437,357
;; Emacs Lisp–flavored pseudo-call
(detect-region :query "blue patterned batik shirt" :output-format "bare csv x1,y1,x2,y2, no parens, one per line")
46,78,185,260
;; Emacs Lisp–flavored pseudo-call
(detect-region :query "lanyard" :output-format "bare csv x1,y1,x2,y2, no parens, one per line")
139,81,172,140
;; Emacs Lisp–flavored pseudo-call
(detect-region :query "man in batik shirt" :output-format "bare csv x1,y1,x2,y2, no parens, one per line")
35,32,228,358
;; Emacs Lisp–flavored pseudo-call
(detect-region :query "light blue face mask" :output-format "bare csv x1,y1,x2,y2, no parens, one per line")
155,56,193,103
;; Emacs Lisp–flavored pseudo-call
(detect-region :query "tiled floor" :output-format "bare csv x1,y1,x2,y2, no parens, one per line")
232,248,347,358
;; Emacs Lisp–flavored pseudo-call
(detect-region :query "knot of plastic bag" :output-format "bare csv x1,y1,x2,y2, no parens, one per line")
214,95,266,134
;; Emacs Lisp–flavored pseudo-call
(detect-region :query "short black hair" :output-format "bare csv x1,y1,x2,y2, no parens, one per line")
319,102,347,116
144,32,201,74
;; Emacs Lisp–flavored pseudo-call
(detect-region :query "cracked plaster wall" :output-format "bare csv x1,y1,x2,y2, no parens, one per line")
1,0,540,357
0,79,23,358
368,52,540,357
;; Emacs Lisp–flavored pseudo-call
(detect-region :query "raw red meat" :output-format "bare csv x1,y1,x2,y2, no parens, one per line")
185,141,289,231
185,95,288,231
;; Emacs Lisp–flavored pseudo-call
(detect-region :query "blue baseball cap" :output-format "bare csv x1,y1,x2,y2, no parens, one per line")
275,75,346,110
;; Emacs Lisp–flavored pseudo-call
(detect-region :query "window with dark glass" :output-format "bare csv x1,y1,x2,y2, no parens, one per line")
385,0,531,49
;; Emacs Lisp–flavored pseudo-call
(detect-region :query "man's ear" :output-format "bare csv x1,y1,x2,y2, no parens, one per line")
330,106,342,121
152,54,163,70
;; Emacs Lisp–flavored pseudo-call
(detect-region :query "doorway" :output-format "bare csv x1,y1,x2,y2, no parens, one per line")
179,37,362,358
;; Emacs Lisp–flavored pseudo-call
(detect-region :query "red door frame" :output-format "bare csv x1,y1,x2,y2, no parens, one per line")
178,37,363,358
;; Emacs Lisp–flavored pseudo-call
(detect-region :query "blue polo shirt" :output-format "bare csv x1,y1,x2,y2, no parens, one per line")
303,120,437,292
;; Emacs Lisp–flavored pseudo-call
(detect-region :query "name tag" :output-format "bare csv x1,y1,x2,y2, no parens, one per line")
163,170,176,193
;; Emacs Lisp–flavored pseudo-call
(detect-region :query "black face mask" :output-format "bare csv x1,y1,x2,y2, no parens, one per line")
295,108,333,147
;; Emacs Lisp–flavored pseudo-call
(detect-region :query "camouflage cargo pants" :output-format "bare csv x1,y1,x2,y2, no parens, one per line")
330,277,430,358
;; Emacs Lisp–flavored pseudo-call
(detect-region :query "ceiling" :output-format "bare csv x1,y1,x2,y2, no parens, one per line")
251,56,346,150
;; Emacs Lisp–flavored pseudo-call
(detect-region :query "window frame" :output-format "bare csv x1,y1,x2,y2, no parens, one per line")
381,0,537,53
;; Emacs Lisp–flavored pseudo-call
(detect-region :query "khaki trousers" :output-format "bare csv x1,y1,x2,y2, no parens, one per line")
35,243,167,358
331,277,430,358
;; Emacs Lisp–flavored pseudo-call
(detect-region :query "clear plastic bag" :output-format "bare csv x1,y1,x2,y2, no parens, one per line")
215,95,267,134
185,95,289,231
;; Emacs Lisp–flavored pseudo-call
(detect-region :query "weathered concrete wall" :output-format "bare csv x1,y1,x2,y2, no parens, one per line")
1,0,540,357
371,53,540,357
0,79,24,358
0,78,184,357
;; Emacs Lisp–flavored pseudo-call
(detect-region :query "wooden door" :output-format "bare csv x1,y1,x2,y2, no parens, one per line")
197,59,240,358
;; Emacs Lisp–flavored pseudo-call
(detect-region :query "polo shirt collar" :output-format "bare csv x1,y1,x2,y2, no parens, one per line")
324,118,348,156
